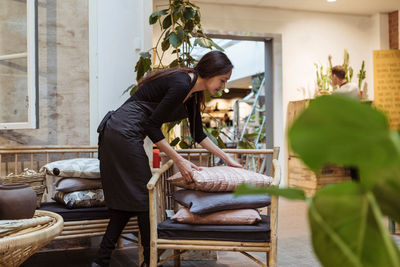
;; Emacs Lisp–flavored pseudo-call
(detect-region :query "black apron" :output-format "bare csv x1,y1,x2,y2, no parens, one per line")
97,99,191,212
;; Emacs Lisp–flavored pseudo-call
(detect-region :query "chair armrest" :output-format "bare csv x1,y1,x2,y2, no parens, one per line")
271,159,281,186
147,160,174,190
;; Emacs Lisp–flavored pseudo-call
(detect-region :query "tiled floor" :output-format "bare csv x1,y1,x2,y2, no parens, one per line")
22,198,399,267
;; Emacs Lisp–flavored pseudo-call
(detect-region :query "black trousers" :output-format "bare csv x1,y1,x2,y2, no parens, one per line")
93,209,150,266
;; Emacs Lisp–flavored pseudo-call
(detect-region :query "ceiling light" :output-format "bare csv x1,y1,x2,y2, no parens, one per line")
224,88,229,93
248,85,252,89
327,0,336,2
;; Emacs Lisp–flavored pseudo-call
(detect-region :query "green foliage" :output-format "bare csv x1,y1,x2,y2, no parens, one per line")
315,49,364,92
235,94,400,266
129,0,223,96
358,60,366,90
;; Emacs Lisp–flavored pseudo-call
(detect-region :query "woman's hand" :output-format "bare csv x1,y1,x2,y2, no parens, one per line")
224,156,243,168
175,158,201,184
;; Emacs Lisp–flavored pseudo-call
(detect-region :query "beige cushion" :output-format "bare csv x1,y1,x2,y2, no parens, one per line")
171,207,261,225
167,166,273,192
40,158,100,178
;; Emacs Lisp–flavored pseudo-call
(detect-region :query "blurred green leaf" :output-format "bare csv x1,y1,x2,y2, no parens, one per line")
161,39,170,51
243,132,259,139
139,52,151,58
288,94,400,189
371,165,400,224
170,137,180,147
149,9,168,25
179,140,190,149
234,183,306,200
216,136,226,148
169,32,181,48
169,59,179,68
162,15,172,29
134,56,151,81
309,182,400,267
183,7,196,20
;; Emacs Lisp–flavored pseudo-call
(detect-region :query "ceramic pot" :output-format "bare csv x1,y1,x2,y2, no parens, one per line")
0,183,37,220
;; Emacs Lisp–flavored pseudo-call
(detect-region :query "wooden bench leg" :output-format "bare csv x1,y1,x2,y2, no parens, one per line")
173,250,181,267
138,232,144,266
117,237,124,248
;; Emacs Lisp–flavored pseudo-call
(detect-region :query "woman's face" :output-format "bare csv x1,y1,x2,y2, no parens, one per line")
205,70,232,95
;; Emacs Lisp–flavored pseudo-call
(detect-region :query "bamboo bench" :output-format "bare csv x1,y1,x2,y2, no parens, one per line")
0,146,143,250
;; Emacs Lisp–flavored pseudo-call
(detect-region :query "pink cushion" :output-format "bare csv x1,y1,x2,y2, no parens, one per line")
171,207,261,225
167,166,273,192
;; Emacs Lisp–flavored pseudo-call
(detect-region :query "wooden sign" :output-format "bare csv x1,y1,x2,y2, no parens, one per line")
373,50,400,130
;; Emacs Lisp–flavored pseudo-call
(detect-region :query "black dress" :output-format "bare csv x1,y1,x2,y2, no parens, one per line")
97,72,207,212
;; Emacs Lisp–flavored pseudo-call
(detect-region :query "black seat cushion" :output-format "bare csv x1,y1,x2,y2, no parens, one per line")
157,215,270,242
38,202,110,222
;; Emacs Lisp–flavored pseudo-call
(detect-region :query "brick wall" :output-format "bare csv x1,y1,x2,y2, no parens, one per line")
389,11,399,49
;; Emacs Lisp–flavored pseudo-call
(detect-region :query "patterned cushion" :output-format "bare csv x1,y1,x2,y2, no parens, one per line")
40,158,100,178
171,207,261,225
53,189,105,209
168,166,273,192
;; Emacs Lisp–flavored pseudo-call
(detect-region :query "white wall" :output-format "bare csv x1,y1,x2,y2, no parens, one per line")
89,0,152,146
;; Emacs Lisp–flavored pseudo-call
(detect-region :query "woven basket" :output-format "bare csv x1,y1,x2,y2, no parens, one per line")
1,169,46,208
0,210,63,267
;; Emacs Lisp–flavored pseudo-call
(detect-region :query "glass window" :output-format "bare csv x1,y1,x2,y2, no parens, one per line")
0,0,37,129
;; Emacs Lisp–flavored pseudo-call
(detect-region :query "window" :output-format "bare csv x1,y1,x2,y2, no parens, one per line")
0,0,38,129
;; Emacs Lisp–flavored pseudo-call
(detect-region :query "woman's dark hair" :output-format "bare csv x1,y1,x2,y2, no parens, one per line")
138,51,233,110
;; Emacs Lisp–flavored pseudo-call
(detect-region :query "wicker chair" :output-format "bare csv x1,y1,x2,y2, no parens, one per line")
147,148,280,267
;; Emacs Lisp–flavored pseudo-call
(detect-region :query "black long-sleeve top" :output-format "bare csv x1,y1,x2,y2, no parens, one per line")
131,72,207,144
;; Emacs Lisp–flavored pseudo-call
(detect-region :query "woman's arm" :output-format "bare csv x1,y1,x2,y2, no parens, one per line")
199,137,243,168
155,139,200,183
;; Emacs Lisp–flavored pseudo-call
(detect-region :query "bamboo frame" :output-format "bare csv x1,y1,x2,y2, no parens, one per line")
148,148,281,267
0,146,140,255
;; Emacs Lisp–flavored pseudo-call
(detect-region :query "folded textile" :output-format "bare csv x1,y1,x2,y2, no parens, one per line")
55,177,102,193
171,207,261,225
40,158,100,178
173,189,270,214
168,166,273,192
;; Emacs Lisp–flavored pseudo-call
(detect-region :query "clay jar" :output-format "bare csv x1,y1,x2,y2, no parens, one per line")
0,183,37,220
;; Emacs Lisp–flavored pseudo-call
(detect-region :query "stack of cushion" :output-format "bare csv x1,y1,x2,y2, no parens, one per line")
40,158,104,209
167,166,273,225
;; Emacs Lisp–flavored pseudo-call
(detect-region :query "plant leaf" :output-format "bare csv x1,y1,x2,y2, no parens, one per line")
149,9,168,25
162,15,172,29
216,136,226,148
161,39,170,51
134,56,151,81
170,137,180,147
234,183,306,200
179,140,190,149
139,52,151,58
183,7,196,20
288,94,400,189
371,164,400,224
309,182,400,267
169,32,181,48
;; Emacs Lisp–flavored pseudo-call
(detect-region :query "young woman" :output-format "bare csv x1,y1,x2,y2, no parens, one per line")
92,51,242,267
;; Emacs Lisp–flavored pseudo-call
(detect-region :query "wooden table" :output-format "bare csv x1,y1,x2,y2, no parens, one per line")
0,210,63,267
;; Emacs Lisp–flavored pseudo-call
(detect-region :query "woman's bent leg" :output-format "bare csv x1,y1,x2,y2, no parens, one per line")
93,209,131,266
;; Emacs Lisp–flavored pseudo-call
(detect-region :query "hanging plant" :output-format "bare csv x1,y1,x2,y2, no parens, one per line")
126,0,223,96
